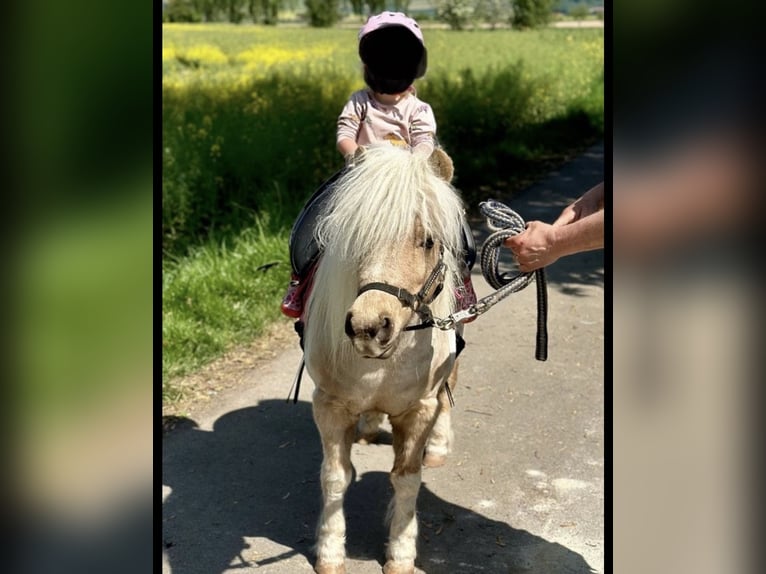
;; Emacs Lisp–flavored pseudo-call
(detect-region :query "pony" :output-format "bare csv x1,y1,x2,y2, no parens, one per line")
303,144,468,574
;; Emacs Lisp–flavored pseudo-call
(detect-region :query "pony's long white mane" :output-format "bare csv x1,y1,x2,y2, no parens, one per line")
305,145,466,359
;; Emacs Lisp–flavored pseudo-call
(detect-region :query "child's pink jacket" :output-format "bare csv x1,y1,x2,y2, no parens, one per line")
336,88,436,152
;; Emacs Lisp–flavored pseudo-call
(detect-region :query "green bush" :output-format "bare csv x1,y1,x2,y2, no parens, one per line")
421,64,601,204
162,71,355,256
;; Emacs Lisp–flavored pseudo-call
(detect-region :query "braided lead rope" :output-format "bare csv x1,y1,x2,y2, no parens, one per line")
431,199,549,358
475,200,548,361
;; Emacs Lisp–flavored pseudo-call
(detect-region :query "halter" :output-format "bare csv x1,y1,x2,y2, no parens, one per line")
355,251,447,330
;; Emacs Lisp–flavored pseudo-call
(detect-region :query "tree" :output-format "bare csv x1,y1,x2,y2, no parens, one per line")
305,0,341,26
249,0,280,24
392,0,411,12
475,0,512,29
164,0,203,22
365,0,386,15
569,2,589,22
194,0,218,21
436,0,476,30
511,0,553,29
226,0,245,22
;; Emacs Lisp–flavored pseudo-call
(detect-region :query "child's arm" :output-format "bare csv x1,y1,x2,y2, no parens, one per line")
410,102,436,157
337,95,363,161
337,138,358,159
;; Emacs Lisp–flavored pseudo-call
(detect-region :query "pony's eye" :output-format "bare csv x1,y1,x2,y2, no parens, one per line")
422,237,435,250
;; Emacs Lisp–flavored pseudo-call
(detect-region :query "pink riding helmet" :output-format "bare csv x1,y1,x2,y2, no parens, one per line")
359,11,425,44
358,12,428,94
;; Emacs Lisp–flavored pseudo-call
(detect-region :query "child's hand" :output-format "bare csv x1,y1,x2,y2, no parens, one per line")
337,138,358,162
411,142,433,157
346,146,367,168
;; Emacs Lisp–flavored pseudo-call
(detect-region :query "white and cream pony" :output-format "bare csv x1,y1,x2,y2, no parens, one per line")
303,145,467,574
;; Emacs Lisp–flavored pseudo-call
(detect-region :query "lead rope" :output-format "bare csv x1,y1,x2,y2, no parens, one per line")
477,200,548,361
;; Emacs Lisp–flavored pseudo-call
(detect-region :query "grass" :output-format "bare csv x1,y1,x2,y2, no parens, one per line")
162,217,289,400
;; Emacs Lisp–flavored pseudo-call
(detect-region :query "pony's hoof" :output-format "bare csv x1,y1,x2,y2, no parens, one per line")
315,559,346,574
383,560,415,574
423,453,447,468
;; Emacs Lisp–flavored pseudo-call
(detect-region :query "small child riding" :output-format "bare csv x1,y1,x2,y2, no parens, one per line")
281,11,477,319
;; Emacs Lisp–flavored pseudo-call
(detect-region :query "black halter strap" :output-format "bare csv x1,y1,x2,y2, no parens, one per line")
355,258,447,330
357,282,420,309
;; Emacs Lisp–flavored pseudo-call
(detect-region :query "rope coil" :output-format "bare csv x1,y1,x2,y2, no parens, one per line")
478,200,548,361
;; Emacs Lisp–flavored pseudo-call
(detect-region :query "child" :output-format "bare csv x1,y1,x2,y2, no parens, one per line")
281,12,477,319
337,11,435,161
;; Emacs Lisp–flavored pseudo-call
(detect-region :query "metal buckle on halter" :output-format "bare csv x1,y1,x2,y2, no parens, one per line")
417,261,446,305
432,316,456,331
436,299,491,329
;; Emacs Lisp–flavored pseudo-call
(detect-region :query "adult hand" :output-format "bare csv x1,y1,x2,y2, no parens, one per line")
504,221,561,272
504,182,604,272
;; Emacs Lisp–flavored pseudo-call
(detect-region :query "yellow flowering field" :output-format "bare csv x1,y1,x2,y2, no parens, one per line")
162,24,602,106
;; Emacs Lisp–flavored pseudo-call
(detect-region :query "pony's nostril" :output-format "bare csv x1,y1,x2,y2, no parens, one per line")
377,316,393,342
345,312,355,338
365,326,379,339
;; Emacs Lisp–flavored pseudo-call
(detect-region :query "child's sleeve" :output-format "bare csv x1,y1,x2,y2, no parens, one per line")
337,94,363,145
410,102,437,155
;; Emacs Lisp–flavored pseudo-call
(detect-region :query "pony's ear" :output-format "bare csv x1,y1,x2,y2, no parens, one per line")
429,148,454,183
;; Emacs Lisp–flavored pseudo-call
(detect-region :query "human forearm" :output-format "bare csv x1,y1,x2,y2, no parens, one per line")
551,209,604,257
554,182,605,226
505,208,604,272
337,138,358,159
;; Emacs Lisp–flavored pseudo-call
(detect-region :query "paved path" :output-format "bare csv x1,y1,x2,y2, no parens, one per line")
162,143,604,574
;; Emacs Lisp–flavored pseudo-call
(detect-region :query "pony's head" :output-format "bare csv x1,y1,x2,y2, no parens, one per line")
306,145,465,361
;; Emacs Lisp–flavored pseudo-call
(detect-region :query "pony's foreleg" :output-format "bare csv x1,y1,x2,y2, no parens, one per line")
384,398,440,574
357,411,386,444
424,359,459,468
312,390,359,574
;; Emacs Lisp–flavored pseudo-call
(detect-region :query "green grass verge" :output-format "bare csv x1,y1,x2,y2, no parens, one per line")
162,217,290,402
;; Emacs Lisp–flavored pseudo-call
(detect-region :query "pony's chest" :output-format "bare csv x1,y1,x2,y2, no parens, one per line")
316,334,453,413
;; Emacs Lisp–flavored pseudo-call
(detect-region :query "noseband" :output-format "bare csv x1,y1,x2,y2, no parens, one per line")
356,255,447,329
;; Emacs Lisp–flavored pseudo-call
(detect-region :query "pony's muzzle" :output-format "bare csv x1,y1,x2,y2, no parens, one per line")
344,310,395,358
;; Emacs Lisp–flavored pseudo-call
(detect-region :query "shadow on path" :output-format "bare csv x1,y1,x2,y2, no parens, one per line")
162,401,321,573
163,401,596,574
